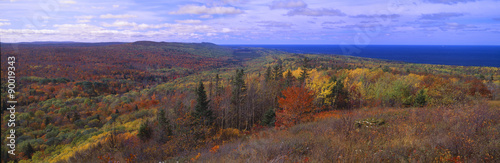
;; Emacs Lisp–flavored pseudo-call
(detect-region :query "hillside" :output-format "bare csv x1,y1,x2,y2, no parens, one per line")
1,42,499,162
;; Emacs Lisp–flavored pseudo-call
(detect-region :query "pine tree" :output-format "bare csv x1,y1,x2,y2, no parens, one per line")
231,69,246,129
415,89,427,107
298,57,310,85
265,66,272,82
193,80,214,126
261,108,276,126
285,69,294,87
138,120,152,141
157,109,172,143
24,143,35,159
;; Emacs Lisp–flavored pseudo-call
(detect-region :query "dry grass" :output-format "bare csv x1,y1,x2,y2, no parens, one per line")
195,103,500,162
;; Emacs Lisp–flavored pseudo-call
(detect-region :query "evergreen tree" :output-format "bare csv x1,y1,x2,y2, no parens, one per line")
298,57,310,85
138,120,152,141
285,69,294,87
231,69,246,129
261,108,276,126
24,143,35,159
157,109,172,143
273,65,283,80
193,80,214,126
415,89,427,107
215,74,221,95
265,66,272,82
327,76,348,109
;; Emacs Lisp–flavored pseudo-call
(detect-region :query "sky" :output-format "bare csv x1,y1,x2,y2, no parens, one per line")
1,0,499,45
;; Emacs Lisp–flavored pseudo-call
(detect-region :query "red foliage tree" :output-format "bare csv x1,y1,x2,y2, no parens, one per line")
276,86,316,129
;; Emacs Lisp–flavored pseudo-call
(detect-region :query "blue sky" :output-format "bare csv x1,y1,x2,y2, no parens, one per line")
1,0,499,45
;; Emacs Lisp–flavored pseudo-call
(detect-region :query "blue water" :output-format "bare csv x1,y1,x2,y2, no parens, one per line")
223,45,500,67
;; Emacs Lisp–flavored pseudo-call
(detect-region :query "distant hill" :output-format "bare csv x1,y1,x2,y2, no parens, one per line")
1,41,127,47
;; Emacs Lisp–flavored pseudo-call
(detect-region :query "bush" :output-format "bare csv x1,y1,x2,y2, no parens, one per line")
218,128,241,141
415,89,427,107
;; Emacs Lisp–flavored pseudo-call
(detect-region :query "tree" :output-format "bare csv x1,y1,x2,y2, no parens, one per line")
157,109,172,143
276,86,315,129
265,66,272,82
193,80,214,126
414,89,427,107
138,120,152,141
261,108,276,126
285,69,294,87
24,143,35,159
326,76,348,109
231,69,246,129
298,57,310,85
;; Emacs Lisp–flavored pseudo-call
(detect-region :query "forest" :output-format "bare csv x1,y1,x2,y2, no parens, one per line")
1,41,499,162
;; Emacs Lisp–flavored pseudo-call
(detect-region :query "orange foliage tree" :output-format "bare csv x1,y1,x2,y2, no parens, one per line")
276,86,316,129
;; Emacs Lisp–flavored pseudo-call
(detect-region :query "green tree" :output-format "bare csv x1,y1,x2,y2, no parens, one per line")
138,120,152,141
327,76,348,109
231,69,246,129
265,66,272,82
193,80,214,126
415,89,427,107
285,69,294,87
157,109,172,143
24,143,35,159
261,108,276,126
298,57,310,85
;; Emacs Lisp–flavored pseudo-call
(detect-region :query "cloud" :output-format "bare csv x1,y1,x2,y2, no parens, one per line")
113,5,120,8
175,19,202,24
0,19,9,22
420,12,464,20
258,21,293,28
322,21,346,25
61,0,76,4
269,0,307,9
351,14,400,19
222,28,231,33
286,8,345,17
100,14,137,19
0,22,11,26
75,15,94,23
424,0,476,5
431,22,479,31
200,15,213,19
169,5,243,15
102,20,137,27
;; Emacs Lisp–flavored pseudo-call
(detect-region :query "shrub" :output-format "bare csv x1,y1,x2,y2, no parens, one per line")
415,89,427,107
218,128,241,141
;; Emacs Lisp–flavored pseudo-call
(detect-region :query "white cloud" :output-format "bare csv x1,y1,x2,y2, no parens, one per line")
113,5,120,8
270,0,307,9
74,15,94,23
102,20,137,27
222,28,232,33
169,5,243,15
0,19,9,22
61,0,76,4
175,19,203,24
200,15,213,19
287,8,346,17
100,14,137,19
0,22,12,26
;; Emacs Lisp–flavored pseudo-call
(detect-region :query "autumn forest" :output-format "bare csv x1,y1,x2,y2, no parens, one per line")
1,42,499,162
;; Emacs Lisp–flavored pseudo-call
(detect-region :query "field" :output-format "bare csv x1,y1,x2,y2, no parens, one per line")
1,42,499,162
